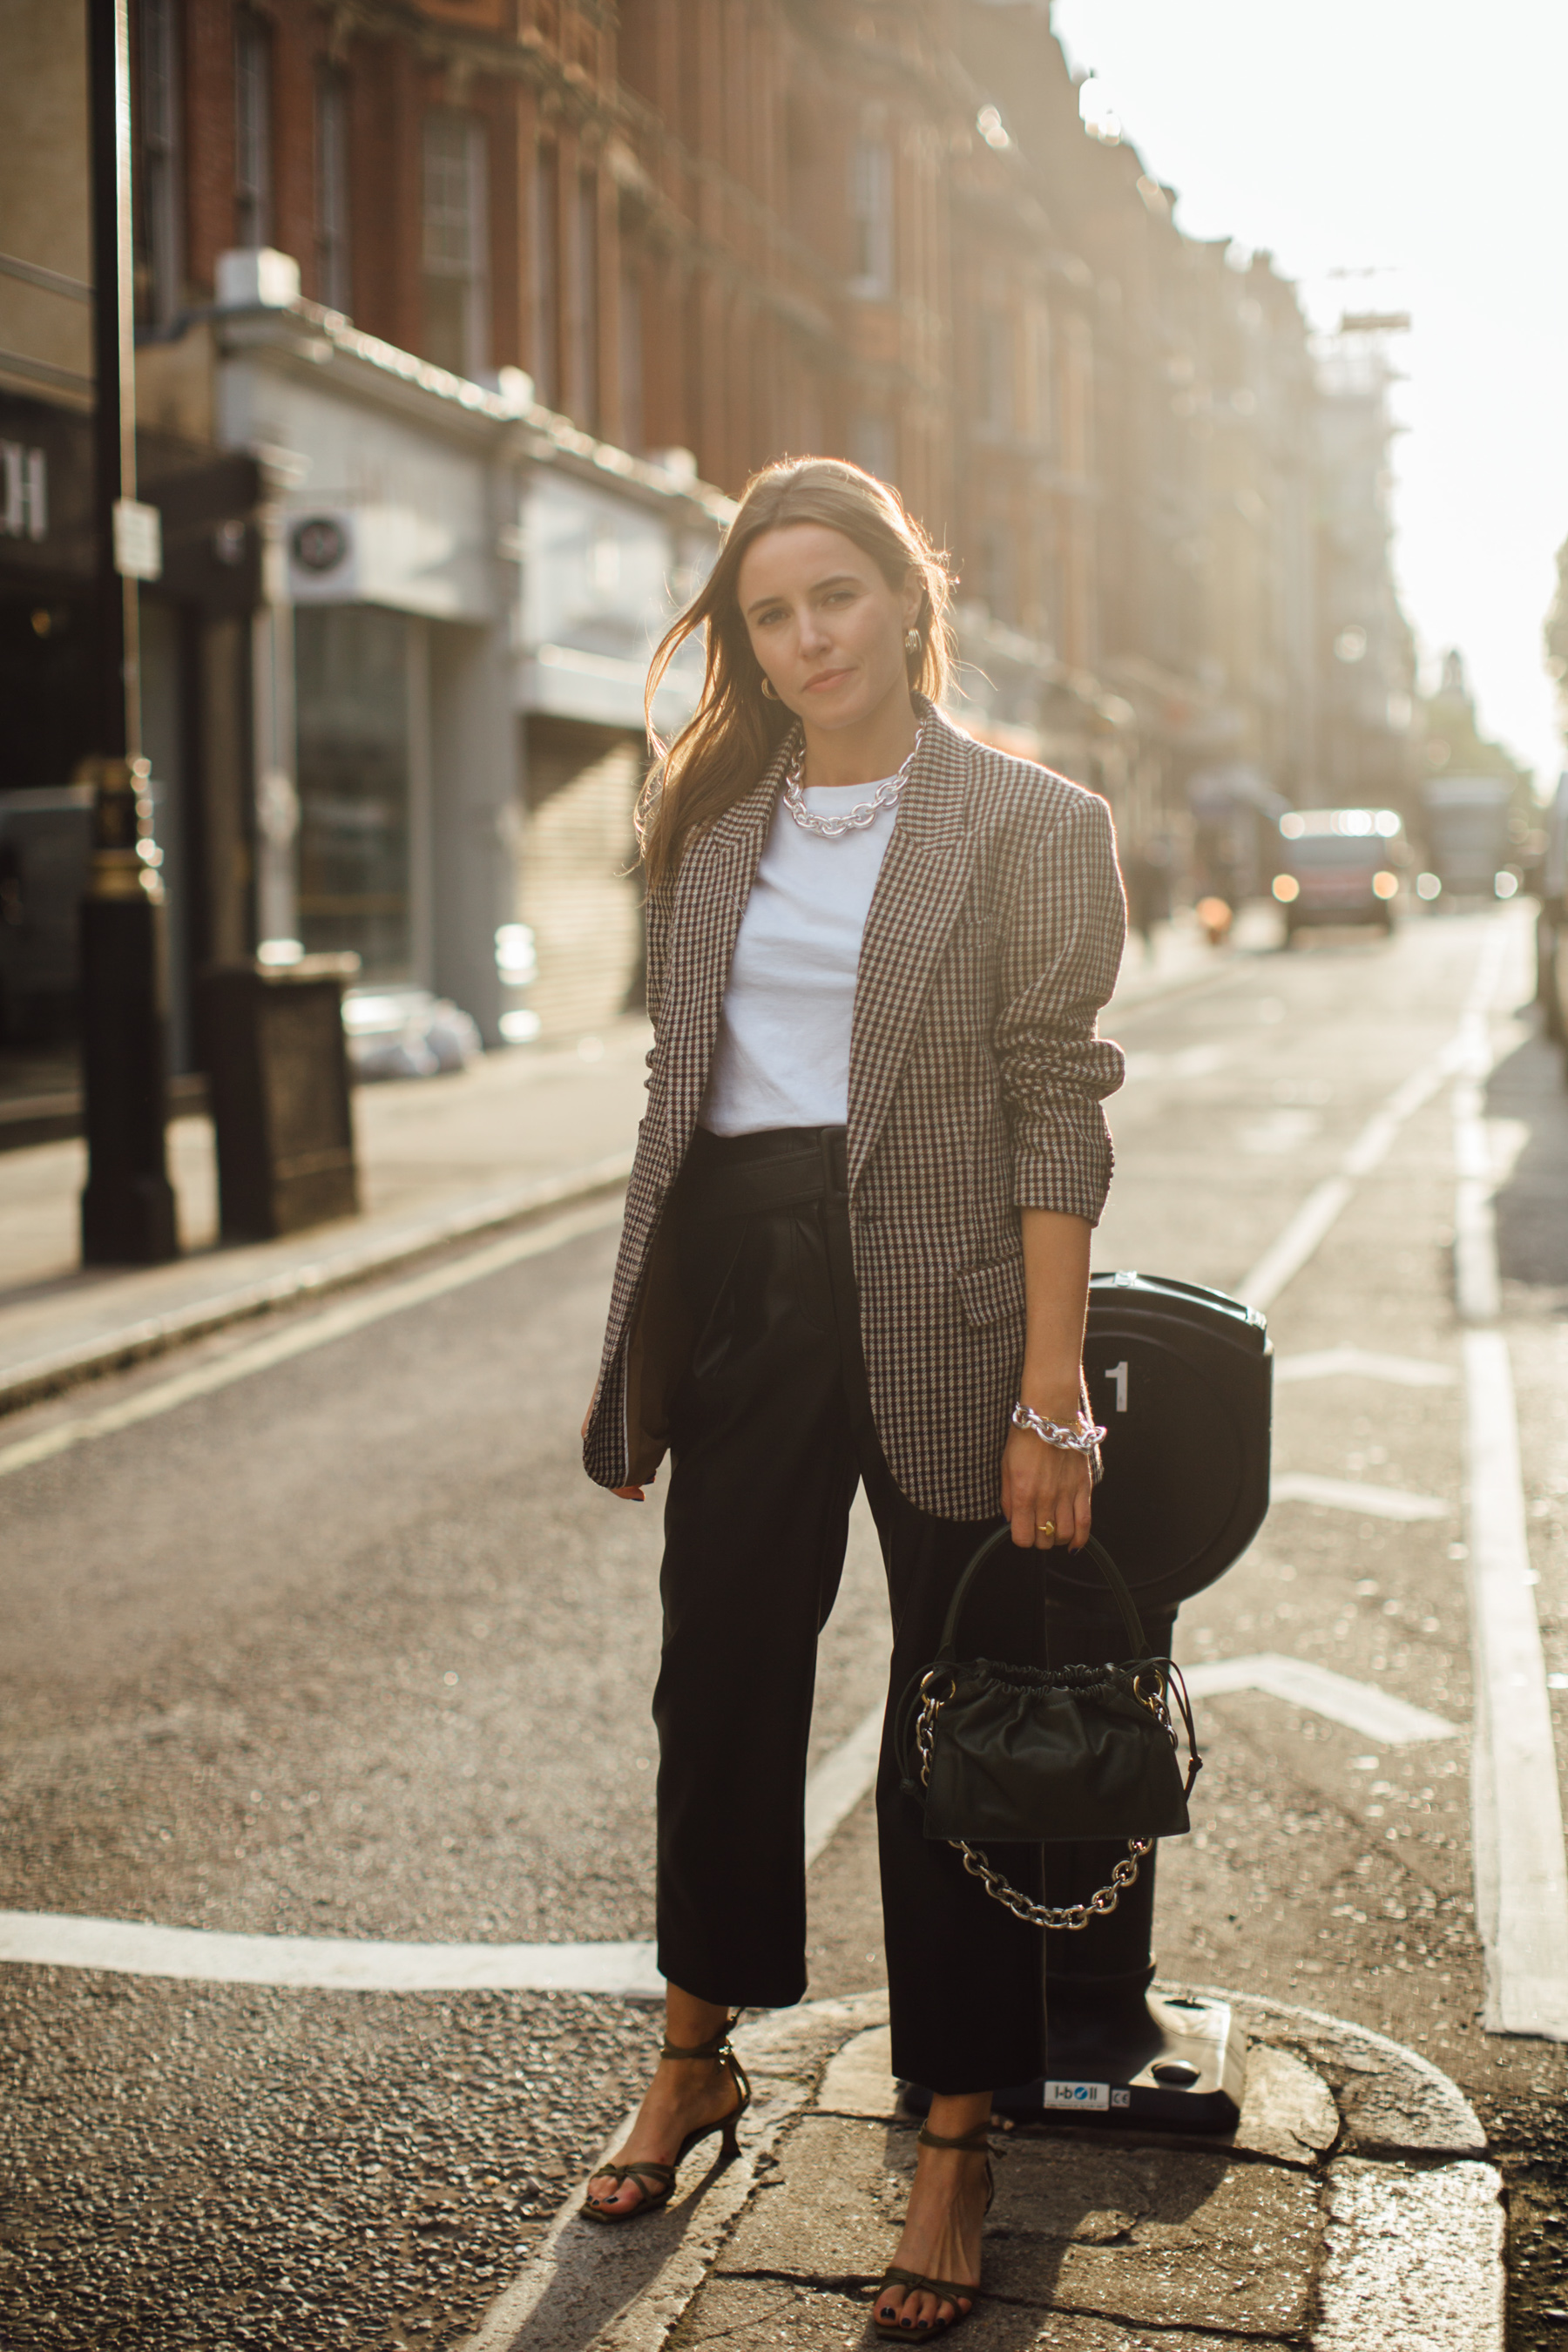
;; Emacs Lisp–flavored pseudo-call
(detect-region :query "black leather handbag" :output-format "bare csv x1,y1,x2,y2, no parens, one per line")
896,1525,1201,1930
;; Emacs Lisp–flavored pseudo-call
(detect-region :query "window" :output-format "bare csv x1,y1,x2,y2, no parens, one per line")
530,142,558,408
1031,308,1054,449
618,249,644,452
139,0,182,323
848,414,895,483
977,309,1012,433
233,10,272,251
979,524,1015,622
422,112,489,379
567,169,598,429
848,138,892,298
315,71,352,315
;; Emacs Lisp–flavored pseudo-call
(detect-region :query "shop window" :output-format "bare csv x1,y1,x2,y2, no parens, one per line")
848,138,893,298
295,606,415,983
315,70,352,316
422,111,490,381
138,0,183,324
531,141,558,408
233,10,272,251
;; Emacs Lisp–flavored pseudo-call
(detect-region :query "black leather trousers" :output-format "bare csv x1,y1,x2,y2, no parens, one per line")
653,1123,1052,2094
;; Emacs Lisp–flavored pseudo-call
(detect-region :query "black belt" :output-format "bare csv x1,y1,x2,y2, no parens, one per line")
680,1124,848,1217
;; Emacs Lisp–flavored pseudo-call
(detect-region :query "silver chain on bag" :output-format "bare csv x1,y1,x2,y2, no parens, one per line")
914,1668,1171,1931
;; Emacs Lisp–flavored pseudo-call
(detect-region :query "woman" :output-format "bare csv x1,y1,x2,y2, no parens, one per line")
579,458,1125,2337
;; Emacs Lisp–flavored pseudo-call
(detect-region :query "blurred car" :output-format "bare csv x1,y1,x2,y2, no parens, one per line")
1420,773,1517,900
1270,808,1406,940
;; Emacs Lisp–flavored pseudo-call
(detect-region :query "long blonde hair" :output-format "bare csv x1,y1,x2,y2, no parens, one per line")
639,457,954,885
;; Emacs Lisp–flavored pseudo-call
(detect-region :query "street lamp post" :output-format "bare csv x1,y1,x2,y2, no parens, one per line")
78,0,178,1265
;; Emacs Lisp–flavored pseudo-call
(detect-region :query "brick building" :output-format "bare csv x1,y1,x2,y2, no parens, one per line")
0,0,1416,1069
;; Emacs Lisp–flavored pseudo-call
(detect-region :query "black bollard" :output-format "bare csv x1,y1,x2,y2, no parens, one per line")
901,1274,1271,2132
1029,1588,1243,2131
78,757,178,1265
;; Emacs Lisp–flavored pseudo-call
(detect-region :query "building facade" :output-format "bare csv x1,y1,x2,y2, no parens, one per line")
1,0,1420,1074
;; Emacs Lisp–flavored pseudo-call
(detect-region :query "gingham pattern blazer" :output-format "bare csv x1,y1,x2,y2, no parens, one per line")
583,698,1126,1521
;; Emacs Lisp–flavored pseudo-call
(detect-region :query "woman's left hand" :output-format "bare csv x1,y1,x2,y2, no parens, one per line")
1000,1423,1092,1552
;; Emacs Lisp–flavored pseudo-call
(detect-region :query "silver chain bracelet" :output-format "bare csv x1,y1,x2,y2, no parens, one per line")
1010,1402,1106,1456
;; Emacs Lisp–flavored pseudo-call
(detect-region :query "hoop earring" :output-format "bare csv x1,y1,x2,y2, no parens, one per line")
904,627,922,657
760,675,781,701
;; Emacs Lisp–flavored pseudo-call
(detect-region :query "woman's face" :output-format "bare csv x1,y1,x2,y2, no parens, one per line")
735,523,921,732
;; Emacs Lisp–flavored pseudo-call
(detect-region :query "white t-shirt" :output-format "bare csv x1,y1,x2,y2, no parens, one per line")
700,779,899,1135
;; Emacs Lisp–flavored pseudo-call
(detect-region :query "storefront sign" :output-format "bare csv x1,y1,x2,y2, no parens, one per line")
112,498,163,580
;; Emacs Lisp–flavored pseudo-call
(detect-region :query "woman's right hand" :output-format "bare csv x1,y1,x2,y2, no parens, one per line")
582,1396,645,1500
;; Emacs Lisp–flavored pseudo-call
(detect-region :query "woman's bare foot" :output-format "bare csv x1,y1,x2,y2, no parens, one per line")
875,2092,990,2334
584,1992,740,2220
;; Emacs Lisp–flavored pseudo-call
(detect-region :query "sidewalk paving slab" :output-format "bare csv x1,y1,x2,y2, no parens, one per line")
0,913,1267,1418
459,1983,1502,2352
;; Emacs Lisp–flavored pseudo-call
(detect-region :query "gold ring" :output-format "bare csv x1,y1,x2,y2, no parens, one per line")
1036,1520,1056,1539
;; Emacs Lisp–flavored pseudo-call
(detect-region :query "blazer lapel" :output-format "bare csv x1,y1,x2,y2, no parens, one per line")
848,706,975,1190
660,735,792,1156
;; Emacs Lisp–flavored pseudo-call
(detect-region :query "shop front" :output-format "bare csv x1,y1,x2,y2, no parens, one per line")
200,280,726,1053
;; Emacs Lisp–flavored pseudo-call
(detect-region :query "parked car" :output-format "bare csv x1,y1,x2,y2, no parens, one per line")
1270,808,1405,939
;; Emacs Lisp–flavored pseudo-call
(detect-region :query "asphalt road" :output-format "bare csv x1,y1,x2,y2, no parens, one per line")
3,902,1567,2350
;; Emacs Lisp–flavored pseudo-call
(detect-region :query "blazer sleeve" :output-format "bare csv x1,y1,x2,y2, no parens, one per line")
993,788,1127,1223
642,866,675,1071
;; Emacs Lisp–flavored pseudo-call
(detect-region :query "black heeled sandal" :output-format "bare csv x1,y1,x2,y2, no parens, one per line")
581,2019,751,2224
874,2122,992,2339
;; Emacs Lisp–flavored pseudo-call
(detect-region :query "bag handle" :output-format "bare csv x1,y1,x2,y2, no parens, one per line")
935,1524,1149,1664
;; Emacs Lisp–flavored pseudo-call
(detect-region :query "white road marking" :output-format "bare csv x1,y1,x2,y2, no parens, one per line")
1183,1653,1458,1745
0,1913,665,1996
1236,1051,1457,1310
0,1693,888,1994
803,1701,884,1867
1120,1043,1229,1085
1271,1472,1449,1522
1237,1176,1355,1310
1239,1109,1321,1156
1450,929,1568,2038
0,1196,625,1482
1275,1347,1457,1389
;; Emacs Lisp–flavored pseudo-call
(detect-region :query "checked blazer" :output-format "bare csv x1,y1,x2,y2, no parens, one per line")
582,697,1127,1522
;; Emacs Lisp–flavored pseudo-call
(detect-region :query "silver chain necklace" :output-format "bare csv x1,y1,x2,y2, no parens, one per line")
781,724,924,840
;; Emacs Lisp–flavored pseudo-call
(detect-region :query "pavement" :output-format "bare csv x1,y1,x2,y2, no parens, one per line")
461,1989,1503,2352
0,908,1259,1415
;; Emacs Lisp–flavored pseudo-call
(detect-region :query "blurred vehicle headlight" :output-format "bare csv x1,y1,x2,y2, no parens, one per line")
1272,874,1300,902
1416,872,1442,901
495,922,538,984
1372,870,1399,899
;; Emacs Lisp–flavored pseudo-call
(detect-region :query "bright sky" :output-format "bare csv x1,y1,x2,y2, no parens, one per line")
1051,0,1568,793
